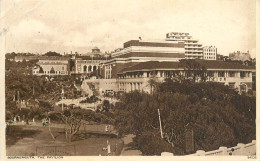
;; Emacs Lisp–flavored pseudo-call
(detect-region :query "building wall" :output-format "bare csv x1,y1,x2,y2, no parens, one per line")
166,32,203,59
75,59,104,74
33,58,70,76
33,64,69,75
101,61,141,79
203,46,217,60
82,78,118,94
14,55,39,62
111,41,185,61
117,69,253,94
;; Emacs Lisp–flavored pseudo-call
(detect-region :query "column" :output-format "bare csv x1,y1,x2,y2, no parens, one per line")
143,72,147,78
162,71,165,78
249,72,252,78
237,71,240,78
157,71,161,77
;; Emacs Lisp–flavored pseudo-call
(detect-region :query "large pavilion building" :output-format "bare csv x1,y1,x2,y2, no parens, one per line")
116,60,254,93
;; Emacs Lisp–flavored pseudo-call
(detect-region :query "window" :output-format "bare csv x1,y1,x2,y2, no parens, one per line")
218,71,225,77
240,71,245,78
229,71,235,77
208,71,214,77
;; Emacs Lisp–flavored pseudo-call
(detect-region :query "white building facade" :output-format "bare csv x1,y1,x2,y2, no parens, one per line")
33,57,70,76
75,59,105,74
203,46,217,60
166,32,203,59
116,61,255,94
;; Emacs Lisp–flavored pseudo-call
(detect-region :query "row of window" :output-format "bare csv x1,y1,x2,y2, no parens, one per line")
33,70,65,74
205,53,216,55
204,49,216,52
205,57,216,59
119,71,251,79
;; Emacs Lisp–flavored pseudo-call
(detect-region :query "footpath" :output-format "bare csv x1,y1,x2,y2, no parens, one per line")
120,134,142,156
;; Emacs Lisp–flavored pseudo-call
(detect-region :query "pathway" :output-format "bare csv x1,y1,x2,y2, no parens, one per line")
120,134,142,156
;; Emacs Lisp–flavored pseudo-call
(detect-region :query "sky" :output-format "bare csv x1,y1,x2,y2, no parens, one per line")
0,0,257,57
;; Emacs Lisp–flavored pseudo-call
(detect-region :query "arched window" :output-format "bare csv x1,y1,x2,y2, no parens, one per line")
88,66,92,72
93,66,97,71
83,66,87,72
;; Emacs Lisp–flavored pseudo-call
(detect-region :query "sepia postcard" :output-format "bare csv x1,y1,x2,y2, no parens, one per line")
0,0,259,161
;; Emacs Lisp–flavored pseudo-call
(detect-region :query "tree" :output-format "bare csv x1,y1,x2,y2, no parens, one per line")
50,67,55,74
48,110,82,142
179,59,207,83
102,100,110,112
44,51,62,57
114,81,256,155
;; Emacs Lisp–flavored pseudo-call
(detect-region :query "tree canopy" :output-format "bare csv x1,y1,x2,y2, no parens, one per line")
44,51,62,57
114,80,256,155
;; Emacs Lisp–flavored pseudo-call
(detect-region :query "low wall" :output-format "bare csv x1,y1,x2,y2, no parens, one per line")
188,140,256,156
161,140,256,156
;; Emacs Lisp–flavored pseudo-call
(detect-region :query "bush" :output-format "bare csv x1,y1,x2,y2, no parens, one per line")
136,130,173,155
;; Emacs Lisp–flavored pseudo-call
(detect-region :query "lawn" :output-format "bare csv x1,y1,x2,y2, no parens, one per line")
6,124,123,156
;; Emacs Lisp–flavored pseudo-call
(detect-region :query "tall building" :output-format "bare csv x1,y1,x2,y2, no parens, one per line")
166,32,203,59
104,39,186,79
203,46,217,60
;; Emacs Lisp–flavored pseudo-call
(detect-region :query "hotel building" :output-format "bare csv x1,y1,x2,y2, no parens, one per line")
166,32,203,59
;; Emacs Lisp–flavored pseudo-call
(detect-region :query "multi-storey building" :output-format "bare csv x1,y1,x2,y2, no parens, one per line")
166,32,203,59
103,39,186,79
82,39,255,95
203,46,217,60
32,57,70,75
